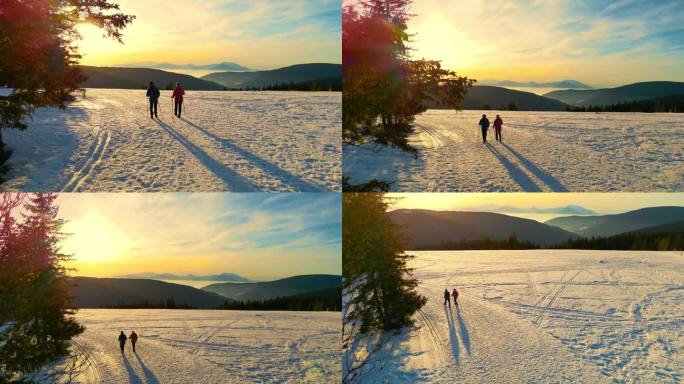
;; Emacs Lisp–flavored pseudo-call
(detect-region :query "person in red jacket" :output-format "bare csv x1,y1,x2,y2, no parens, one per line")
171,82,185,118
129,330,138,353
493,115,503,142
452,288,459,307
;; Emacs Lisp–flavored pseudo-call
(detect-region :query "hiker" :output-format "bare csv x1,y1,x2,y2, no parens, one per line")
129,331,138,353
172,82,185,118
146,81,160,118
494,115,503,141
479,114,490,143
443,289,451,308
452,288,459,307
118,331,127,354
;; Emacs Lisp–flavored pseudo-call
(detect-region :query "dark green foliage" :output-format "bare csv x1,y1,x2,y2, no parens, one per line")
0,193,84,381
342,0,473,157
557,231,684,251
566,94,684,113
0,0,134,167
342,176,391,192
421,234,541,250
220,288,342,311
343,193,426,331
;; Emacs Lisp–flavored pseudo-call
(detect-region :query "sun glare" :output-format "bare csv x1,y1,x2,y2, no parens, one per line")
62,211,131,264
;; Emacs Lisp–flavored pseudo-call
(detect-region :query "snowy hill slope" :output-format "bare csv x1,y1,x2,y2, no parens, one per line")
1,89,341,192
357,250,684,383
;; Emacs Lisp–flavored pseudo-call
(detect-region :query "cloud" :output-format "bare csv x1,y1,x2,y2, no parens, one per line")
56,193,341,279
408,0,684,85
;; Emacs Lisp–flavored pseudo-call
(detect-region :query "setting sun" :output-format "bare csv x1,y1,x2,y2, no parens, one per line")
62,210,131,265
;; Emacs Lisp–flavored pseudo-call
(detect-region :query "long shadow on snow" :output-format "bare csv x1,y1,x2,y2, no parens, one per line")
485,143,542,192
445,305,460,364
134,353,161,384
155,120,256,191
181,118,326,192
500,142,568,192
123,355,143,383
455,306,471,355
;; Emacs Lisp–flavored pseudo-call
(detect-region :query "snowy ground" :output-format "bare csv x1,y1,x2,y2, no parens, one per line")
2,89,340,192
344,110,684,191
61,309,340,383
359,250,684,383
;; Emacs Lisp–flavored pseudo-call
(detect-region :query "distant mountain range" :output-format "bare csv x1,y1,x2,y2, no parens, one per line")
202,274,342,301
69,277,229,309
80,66,224,90
482,80,592,89
545,206,684,237
460,86,569,111
201,63,341,89
544,81,684,107
117,272,251,283
389,209,578,248
119,62,250,72
68,274,342,309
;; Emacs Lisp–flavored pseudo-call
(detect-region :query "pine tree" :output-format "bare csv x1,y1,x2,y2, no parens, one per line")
0,193,84,381
0,0,135,161
343,193,425,331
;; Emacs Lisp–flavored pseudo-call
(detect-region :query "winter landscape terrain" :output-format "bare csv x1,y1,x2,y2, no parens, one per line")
343,110,684,192
56,309,340,383
358,250,684,383
1,89,340,192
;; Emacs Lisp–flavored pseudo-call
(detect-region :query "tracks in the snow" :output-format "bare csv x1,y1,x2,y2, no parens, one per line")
61,129,111,192
526,270,583,327
71,340,101,382
416,307,447,366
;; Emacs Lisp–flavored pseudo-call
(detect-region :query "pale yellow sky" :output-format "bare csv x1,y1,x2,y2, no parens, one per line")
76,0,341,69
388,193,684,222
407,0,684,86
56,194,341,280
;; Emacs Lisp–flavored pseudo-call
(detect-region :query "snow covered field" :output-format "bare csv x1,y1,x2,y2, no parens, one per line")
64,309,340,383
360,250,684,383
344,110,684,191
2,89,340,192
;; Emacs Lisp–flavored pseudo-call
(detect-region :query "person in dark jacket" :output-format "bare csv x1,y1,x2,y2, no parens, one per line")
443,289,451,308
129,331,138,353
118,331,127,354
146,81,160,118
493,115,503,141
479,114,490,143
171,82,185,118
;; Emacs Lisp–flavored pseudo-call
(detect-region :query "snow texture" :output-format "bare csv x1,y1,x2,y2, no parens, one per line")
359,250,684,383
343,110,684,191
2,89,341,192
60,309,340,383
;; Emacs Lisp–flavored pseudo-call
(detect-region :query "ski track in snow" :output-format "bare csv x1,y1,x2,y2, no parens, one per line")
343,110,684,191
361,250,684,383
59,309,340,384
2,89,341,192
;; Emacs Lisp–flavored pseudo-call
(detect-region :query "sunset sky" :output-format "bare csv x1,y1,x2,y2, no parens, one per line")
407,0,684,86
57,193,341,280
388,193,684,222
76,0,341,70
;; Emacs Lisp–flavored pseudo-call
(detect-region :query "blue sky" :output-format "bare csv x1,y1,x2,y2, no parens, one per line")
408,0,684,86
77,0,341,69
57,193,341,280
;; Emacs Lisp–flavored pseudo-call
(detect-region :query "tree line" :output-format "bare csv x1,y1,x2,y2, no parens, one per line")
566,96,684,113
413,230,684,251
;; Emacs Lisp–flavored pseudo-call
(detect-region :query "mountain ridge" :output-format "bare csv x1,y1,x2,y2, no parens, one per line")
545,206,684,237
544,81,684,107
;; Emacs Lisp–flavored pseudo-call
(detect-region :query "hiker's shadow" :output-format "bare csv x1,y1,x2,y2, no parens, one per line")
445,306,460,364
155,120,256,191
486,143,542,192
135,353,161,384
500,142,568,192
123,355,143,384
181,118,326,191
456,306,471,355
